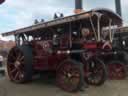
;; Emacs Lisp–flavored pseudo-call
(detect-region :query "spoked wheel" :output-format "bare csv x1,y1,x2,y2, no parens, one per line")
84,57,107,86
7,45,33,83
107,60,126,80
56,59,84,92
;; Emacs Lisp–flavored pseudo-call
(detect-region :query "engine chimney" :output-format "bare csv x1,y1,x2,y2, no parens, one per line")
74,0,83,14
115,0,122,16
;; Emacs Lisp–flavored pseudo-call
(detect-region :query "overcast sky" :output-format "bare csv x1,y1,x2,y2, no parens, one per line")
0,0,128,40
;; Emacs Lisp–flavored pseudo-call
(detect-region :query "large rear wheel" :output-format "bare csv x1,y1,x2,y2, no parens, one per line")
7,45,33,83
56,59,84,92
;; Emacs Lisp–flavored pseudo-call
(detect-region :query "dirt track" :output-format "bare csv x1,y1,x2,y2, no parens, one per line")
0,77,128,96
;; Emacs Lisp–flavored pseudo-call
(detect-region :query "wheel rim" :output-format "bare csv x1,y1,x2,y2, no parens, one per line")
57,61,81,92
108,63,125,80
85,60,105,85
7,47,25,82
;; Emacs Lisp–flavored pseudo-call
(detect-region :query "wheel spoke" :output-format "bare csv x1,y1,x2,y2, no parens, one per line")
11,55,16,61
12,49,18,58
8,62,15,66
10,68,17,74
71,74,80,78
17,53,22,60
19,56,24,61
63,64,72,72
19,71,24,80
14,71,20,80
70,69,80,77
70,77,79,84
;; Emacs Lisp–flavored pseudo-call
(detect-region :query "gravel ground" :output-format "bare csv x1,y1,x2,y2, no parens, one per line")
0,76,128,96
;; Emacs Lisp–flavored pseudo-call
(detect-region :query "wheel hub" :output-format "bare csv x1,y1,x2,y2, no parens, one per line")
14,60,21,68
67,73,72,78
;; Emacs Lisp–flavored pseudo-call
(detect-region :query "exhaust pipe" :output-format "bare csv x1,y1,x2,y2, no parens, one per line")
74,0,83,14
115,0,122,16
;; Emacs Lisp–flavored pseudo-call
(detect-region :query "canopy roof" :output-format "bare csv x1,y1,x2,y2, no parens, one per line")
2,8,122,37
92,8,122,24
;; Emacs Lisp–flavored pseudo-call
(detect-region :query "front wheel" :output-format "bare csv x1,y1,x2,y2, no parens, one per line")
84,57,107,86
7,45,33,83
56,59,84,92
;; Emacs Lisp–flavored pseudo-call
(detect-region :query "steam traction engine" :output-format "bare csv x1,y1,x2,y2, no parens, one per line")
106,27,128,80
2,9,122,92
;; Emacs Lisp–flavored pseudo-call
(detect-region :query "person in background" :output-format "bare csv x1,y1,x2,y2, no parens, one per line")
0,55,3,67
